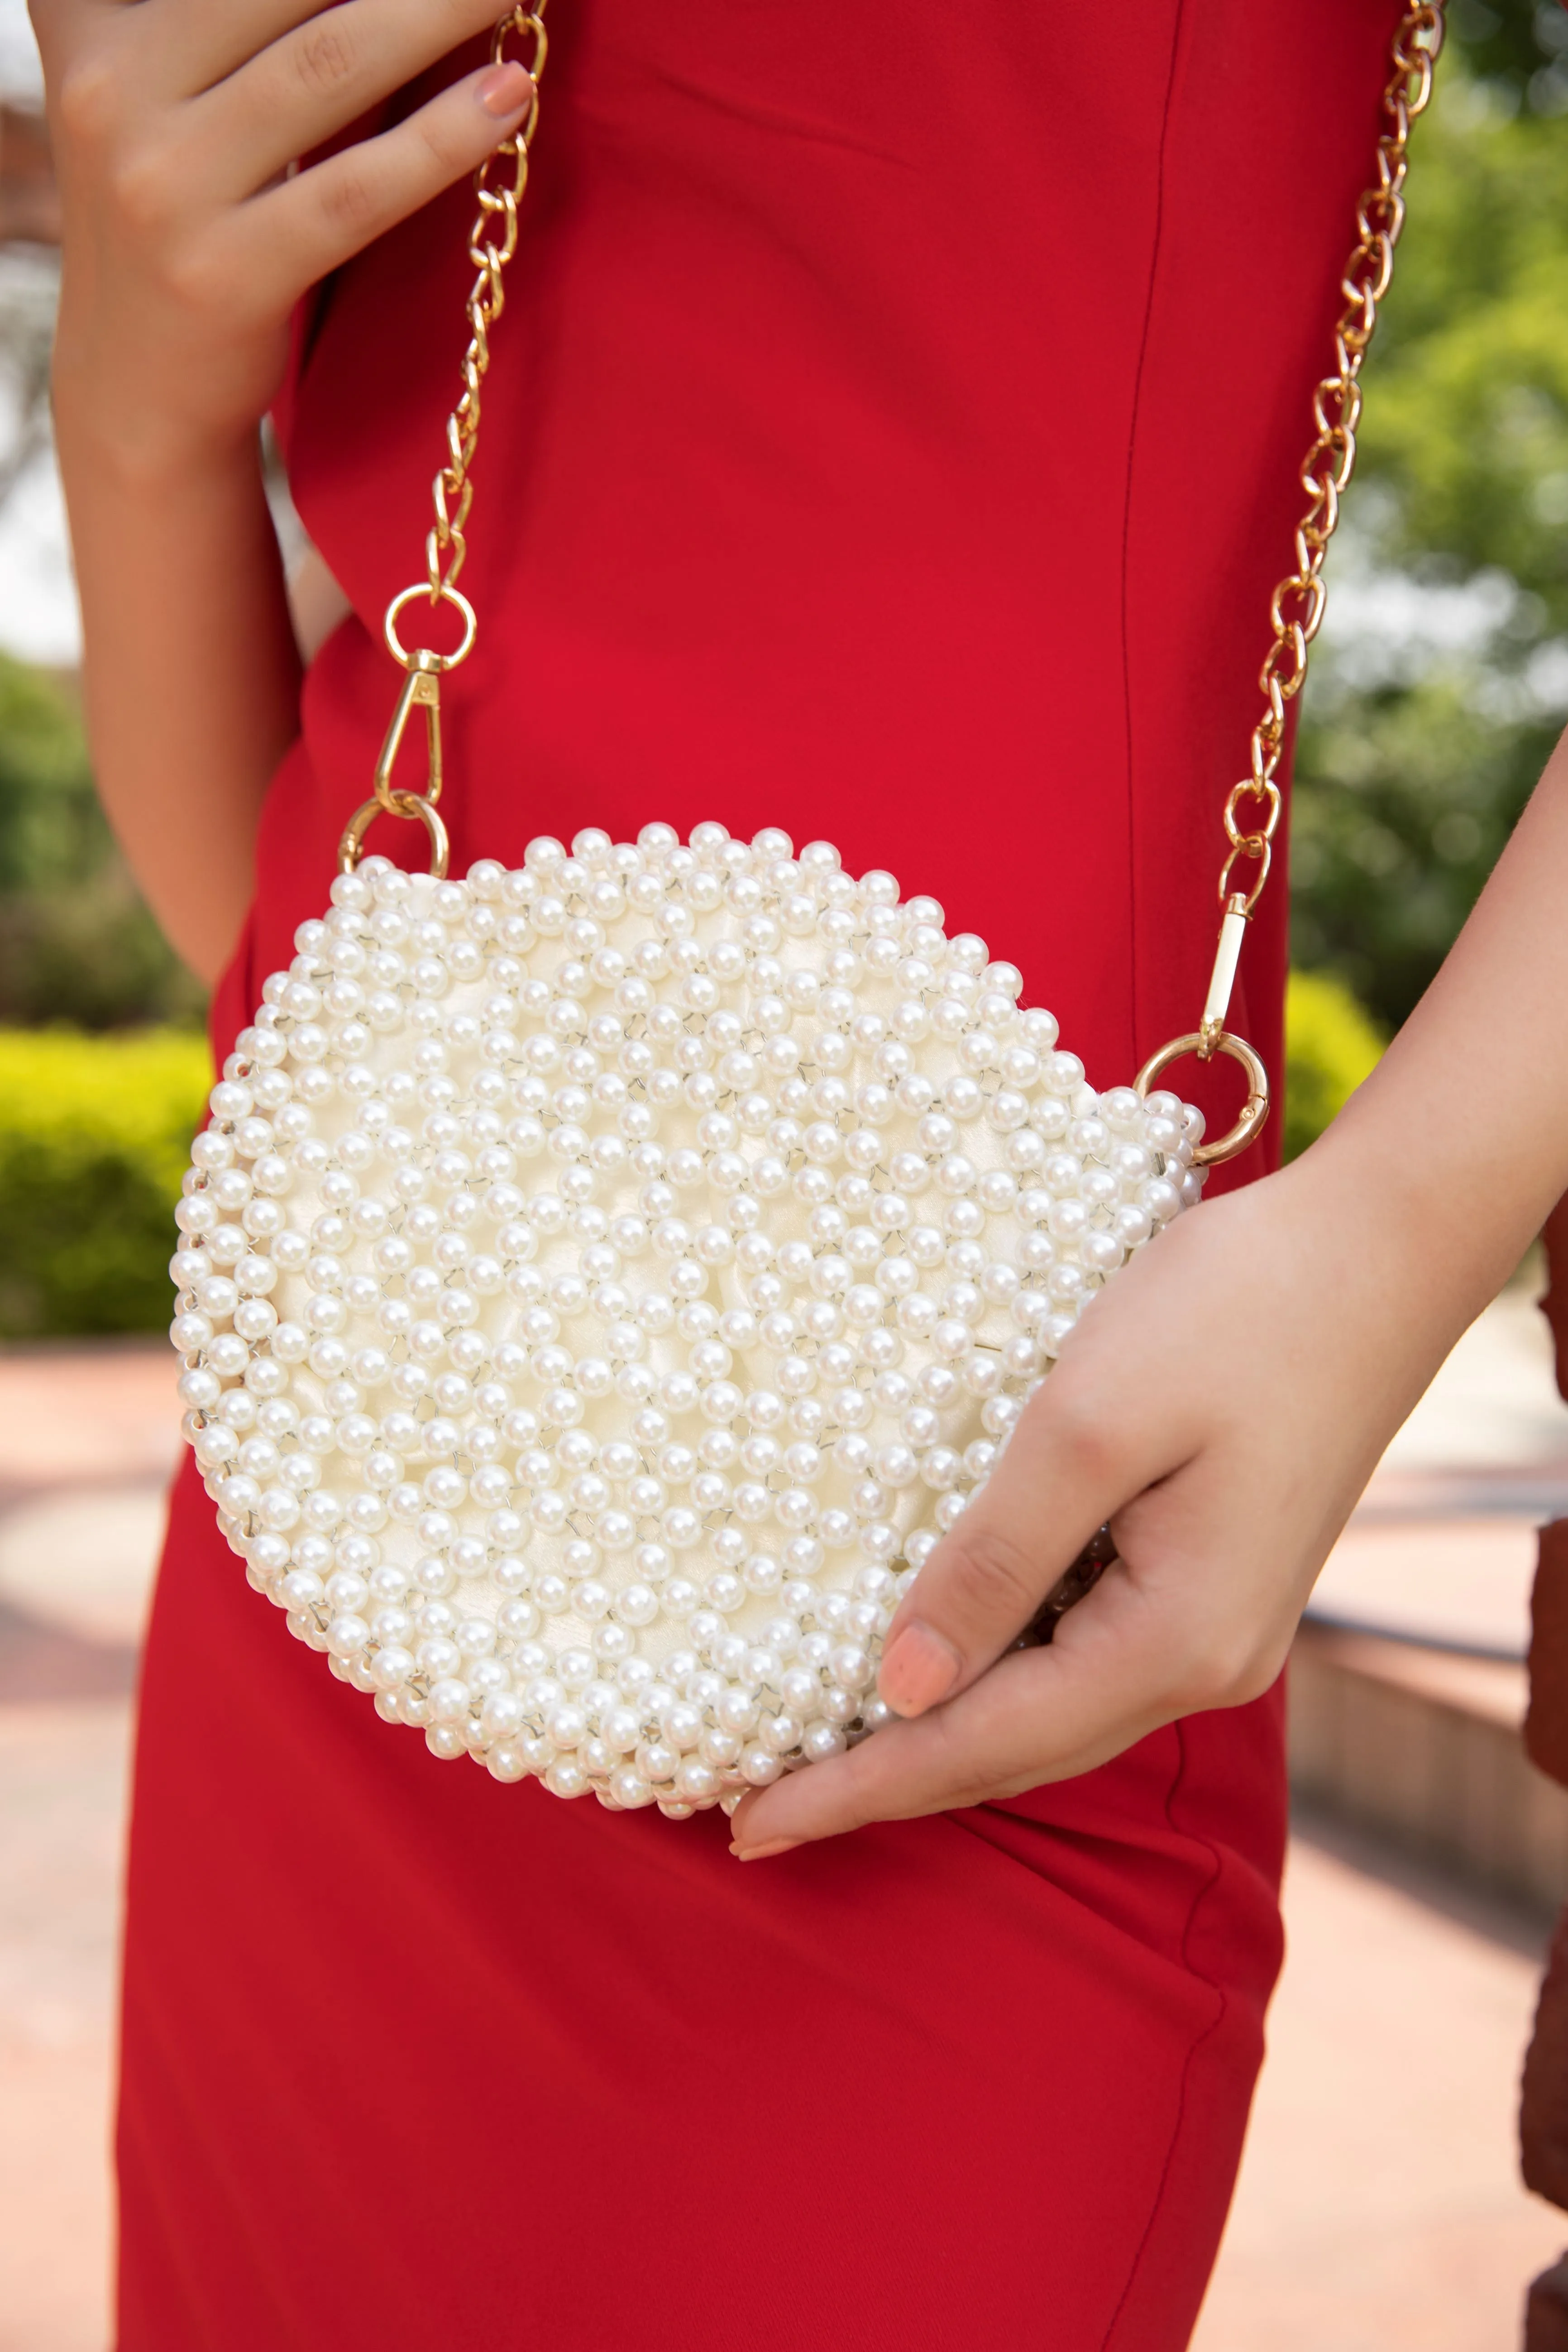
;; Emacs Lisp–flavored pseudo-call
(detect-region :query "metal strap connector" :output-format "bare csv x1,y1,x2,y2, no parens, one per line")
1198,893,1252,1058
375,655,445,817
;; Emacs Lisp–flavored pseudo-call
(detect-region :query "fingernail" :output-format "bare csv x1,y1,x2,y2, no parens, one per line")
478,61,533,118
730,1838,801,1862
879,1620,962,1717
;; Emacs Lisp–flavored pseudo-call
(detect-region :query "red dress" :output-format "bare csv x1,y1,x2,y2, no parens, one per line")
118,7,1407,2344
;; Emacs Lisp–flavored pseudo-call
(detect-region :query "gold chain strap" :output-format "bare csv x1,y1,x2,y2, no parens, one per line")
338,5,549,880
339,0,1445,1169
1138,0,1445,1162
1224,1,1445,921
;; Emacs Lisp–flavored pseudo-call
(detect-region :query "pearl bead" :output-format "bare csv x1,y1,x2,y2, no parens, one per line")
180,832,1202,1808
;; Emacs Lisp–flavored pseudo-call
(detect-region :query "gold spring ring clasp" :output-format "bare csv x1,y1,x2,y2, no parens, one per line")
1134,1031,1270,1168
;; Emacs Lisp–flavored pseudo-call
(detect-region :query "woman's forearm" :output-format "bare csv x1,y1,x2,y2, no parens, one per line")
1309,721,1568,1341
55,413,301,983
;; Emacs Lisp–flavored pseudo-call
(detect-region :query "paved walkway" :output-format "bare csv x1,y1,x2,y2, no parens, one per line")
1195,1818,1561,2351
0,1703,126,2352
1308,1285,1568,1663
4,1283,1568,2347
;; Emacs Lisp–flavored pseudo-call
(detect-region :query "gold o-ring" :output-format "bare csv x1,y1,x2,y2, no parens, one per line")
383,582,478,672
337,793,450,880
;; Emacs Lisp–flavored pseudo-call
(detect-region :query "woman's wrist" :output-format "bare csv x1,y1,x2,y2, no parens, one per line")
53,368,265,507
1286,1063,1545,1364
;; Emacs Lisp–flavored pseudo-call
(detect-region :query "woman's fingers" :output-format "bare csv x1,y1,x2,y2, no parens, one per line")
729,1573,1181,1855
243,57,532,303
873,1363,1182,1720
42,0,540,469
156,0,467,101
188,0,518,201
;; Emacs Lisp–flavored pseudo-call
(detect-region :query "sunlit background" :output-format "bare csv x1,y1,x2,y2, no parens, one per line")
5,3,1568,2348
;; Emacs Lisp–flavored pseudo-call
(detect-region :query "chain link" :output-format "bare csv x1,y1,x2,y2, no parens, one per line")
373,2,549,685
1218,0,1444,917
343,8,547,872
414,5,549,635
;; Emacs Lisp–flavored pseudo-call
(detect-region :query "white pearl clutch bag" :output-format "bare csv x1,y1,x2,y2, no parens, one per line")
167,0,1440,1815
170,823,1206,1814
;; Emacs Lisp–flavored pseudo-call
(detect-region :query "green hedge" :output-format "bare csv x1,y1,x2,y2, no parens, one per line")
0,1027,210,1339
0,987,1378,1340
1282,970,1386,1164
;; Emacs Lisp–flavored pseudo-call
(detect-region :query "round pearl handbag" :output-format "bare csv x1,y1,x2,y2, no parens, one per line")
167,2,1444,1817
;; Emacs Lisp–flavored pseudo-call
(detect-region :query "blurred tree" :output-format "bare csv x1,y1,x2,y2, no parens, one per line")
0,648,93,885
1445,0,1568,105
1291,674,1555,1025
1291,0,1568,1029
0,654,203,1026
1358,10,1568,606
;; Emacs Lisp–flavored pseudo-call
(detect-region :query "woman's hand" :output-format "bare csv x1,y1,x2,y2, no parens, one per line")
38,0,535,472
29,0,535,978
727,1128,1489,1860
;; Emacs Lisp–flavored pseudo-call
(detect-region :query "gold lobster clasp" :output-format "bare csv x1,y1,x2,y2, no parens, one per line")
337,651,452,879
374,656,445,814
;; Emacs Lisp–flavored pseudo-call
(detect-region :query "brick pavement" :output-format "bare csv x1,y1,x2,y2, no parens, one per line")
1194,1816,1562,2351
0,1703,129,2352
0,1342,175,2352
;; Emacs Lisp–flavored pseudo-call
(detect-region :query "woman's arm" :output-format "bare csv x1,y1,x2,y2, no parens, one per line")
34,0,536,981
729,726,1568,1858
